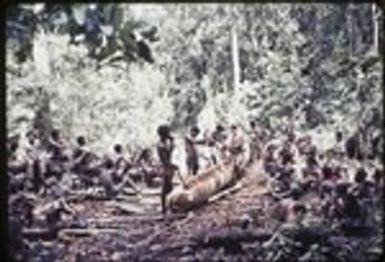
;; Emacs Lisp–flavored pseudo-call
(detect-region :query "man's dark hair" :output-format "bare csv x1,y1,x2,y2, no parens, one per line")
320,182,333,199
336,131,343,142
139,148,150,160
290,186,302,201
293,203,306,215
9,141,19,153
51,129,60,140
354,168,368,184
216,124,224,132
191,126,200,136
26,130,36,139
336,182,349,197
113,144,123,154
104,158,114,169
157,124,171,140
322,166,333,180
76,136,86,146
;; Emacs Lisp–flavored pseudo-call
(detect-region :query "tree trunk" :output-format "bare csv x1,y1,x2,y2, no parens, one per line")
372,3,379,55
347,5,354,56
32,26,53,146
231,26,240,95
33,28,51,77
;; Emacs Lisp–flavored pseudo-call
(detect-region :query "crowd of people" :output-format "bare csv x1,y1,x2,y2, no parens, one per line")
7,122,253,216
7,120,383,260
259,125,383,236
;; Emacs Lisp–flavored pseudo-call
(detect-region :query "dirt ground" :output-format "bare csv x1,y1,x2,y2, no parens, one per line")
37,161,268,262
25,158,382,262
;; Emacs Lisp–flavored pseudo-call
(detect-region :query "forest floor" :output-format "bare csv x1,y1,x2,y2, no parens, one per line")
39,161,272,262
26,155,383,262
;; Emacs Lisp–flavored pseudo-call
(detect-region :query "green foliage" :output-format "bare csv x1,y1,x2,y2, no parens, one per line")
6,4,382,151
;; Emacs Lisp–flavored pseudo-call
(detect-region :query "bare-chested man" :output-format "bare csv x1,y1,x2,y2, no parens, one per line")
48,129,68,162
137,148,157,186
46,129,70,179
71,136,89,174
8,138,28,175
110,144,132,183
209,124,228,164
248,120,263,162
279,133,298,166
226,124,247,176
24,131,46,193
156,124,177,214
185,126,205,176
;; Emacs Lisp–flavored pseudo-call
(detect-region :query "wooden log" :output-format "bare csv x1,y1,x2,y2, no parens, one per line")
58,228,122,238
110,202,147,215
167,162,236,212
22,227,56,241
86,213,187,224
33,198,77,218
121,188,160,197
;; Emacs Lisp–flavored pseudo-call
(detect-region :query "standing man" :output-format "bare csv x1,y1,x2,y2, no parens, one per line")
226,124,247,177
248,120,262,162
156,124,176,214
185,126,205,176
209,124,228,164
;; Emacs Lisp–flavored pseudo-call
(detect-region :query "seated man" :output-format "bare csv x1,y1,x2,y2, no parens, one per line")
137,148,158,186
296,135,314,156
110,144,132,183
46,129,70,179
300,147,321,191
111,144,128,169
77,152,104,188
47,129,69,162
351,167,373,200
99,159,119,198
263,143,279,177
71,136,103,190
8,140,28,175
278,139,298,166
71,136,90,175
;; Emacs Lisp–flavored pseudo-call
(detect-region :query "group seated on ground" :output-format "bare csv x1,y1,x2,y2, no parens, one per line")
261,128,383,238
7,121,383,262
7,122,383,228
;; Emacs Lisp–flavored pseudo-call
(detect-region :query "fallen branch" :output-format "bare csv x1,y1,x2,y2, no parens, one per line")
86,213,187,224
23,227,56,241
208,182,243,203
58,228,123,238
111,202,146,214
